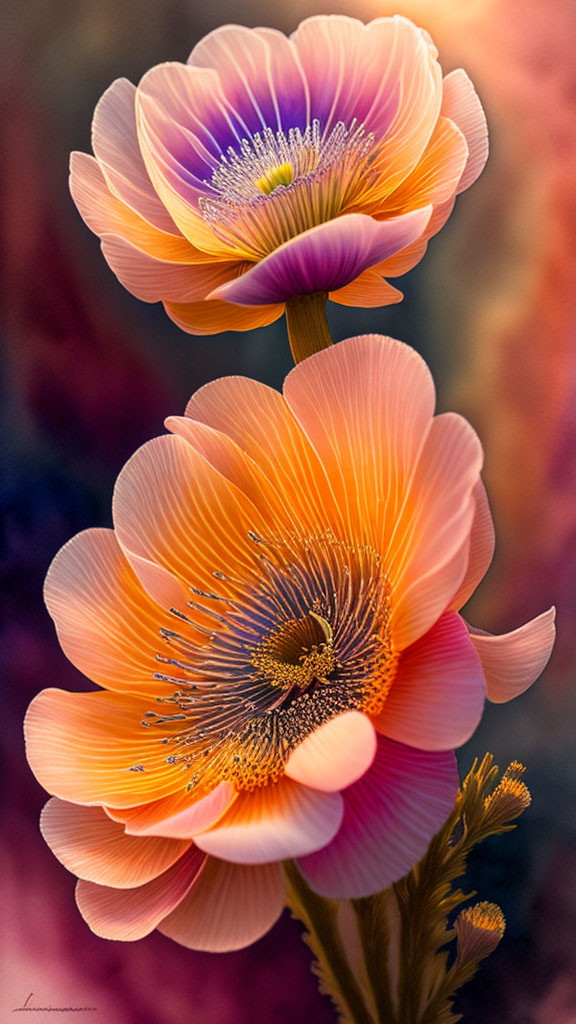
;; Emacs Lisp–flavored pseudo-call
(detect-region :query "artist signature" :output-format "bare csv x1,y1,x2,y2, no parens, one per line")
12,993,98,1013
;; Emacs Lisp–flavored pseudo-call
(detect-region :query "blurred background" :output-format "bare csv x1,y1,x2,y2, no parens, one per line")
2,0,576,1020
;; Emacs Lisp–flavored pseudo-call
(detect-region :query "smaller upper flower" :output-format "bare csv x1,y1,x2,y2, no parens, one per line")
70,16,488,335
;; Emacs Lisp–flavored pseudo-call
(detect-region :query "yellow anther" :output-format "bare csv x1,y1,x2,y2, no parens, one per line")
256,162,295,195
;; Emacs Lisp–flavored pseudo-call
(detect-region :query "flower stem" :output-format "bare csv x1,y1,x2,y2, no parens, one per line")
285,292,333,364
284,862,375,1024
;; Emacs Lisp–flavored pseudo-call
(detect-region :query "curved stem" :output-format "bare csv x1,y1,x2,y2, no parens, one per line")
285,292,334,364
284,862,375,1024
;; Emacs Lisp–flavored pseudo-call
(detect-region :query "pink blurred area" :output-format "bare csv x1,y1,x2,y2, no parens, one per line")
2,0,576,1021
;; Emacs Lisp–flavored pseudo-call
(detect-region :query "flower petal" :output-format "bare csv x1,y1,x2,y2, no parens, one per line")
285,712,377,792
120,782,237,839
387,412,483,649
330,272,403,308
24,687,189,807
112,433,266,605
298,737,458,898
283,334,436,547
441,69,488,193
292,16,441,194
44,527,184,696
159,858,285,952
76,846,205,940
91,77,177,232
450,481,495,610
209,210,431,305
100,234,244,303
188,25,309,134
163,297,284,335
184,374,342,538
383,116,468,215
468,608,556,703
41,798,190,887
193,778,343,864
375,612,486,750
69,152,202,263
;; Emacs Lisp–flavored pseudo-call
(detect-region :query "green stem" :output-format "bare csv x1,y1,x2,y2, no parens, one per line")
285,292,333,364
284,862,375,1024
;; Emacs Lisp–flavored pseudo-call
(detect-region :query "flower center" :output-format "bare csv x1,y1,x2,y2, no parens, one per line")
139,532,397,794
256,161,295,195
199,119,377,259
251,612,336,690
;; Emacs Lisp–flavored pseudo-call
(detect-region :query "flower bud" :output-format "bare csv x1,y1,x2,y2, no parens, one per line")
455,902,505,964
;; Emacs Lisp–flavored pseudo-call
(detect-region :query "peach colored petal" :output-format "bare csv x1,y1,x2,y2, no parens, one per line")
285,712,377,792
44,527,187,696
69,152,204,264
91,77,177,232
468,608,556,703
376,197,454,278
383,116,468,216
99,234,244,303
76,846,205,941
163,297,284,335
387,412,483,649
283,334,436,546
184,375,342,538
374,612,485,750
24,687,188,807
121,782,237,839
298,737,458,898
330,271,403,307
159,858,284,952
40,798,190,887
441,69,489,193
188,25,310,135
193,778,343,864
451,481,495,610
112,433,266,604
209,210,431,306
165,415,296,531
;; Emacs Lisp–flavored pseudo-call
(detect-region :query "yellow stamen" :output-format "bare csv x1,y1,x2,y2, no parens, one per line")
256,161,295,195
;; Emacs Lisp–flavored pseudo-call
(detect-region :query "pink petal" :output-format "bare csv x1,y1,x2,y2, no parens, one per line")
159,858,285,952
285,712,377,792
43,527,184,696
209,210,431,305
450,481,495,610
468,608,556,703
292,16,442,192
41,798,190,887
441,69,489,193
91,77,177,232
193,778,343,864
100,234,243,303
375,612,486,750
298,736,458,898
122,782,237,839
76,846,205,941
188,25,310,134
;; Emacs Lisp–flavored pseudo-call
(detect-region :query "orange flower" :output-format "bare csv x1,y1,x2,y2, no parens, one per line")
25,337,554,950
70,16,487,335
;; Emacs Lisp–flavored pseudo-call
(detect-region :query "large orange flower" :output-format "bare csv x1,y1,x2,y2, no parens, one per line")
25,337,554,951
70,16,488,336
